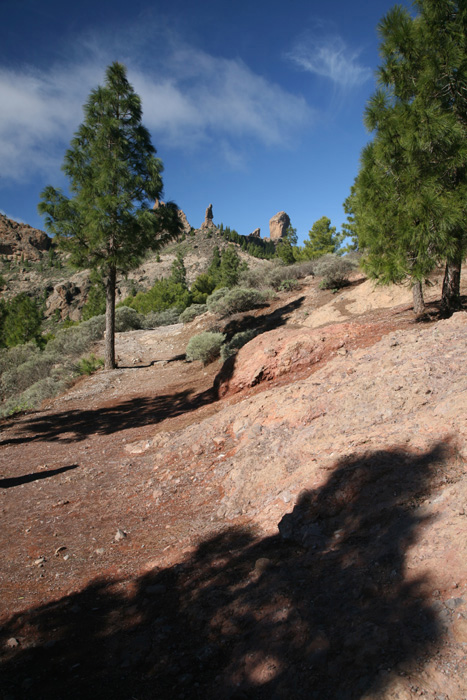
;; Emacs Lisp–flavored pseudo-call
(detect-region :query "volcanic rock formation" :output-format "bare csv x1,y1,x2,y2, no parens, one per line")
268,211,290,242
0,213,51,260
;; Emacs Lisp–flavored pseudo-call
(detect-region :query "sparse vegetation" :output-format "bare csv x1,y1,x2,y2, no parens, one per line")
206,287,268,317
115,306,144,332
179,304,208,323
143,308,182,328
220,329,258,362
0,293,43,348
75,354,105,375
186,331,226,365
313,254,358,290
122,278,191,315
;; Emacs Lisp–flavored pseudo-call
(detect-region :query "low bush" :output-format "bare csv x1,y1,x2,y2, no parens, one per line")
47,315,106,356
0,342,39,377
75,354,105,375
313,254,358,289
179,304,208,324
124,278,191,314
239,261,315,291
115,306,143,332
0,313,107,413
0,376,69,417
143,308,182,328
1,351,61,398
206,287,268,317
278,279,300,292
186,331,226,365
205,287,229,312
220,329,258,362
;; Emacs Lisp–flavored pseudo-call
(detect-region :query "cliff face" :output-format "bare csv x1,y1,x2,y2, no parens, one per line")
0,213,51,260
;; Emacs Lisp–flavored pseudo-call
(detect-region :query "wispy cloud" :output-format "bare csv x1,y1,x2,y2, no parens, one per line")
0,209,26,224
0,32,313,182
288,34,371,89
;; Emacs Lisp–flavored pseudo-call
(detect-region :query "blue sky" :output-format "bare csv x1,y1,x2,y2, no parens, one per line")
0,0,410,244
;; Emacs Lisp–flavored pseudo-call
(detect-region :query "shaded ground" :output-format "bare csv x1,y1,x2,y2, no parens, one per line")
1,274,466,699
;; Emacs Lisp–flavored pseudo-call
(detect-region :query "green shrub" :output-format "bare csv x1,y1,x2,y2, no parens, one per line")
186,331,226,365
0,292,43,348
75,354,104,375
239,261,314,291
278,279,300,292
82,274,106,320
205,287,229,312
190,273,216,304
0,376,69,417
142,308,182,328
115,306,143,332
0,342,39,377
179,304,208,323
313,254,357,289
1,353,55,398
206,287,267,317
220,329,258,362
125,278,191,314
47,315,105,356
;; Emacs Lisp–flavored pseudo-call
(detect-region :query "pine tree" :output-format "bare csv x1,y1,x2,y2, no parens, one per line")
341,186,359,253
276,225,298,264
302,217,343,260
353,1,467,313
208,246,221,284
171,251,187,288
218,246,241,287
38,62,181,368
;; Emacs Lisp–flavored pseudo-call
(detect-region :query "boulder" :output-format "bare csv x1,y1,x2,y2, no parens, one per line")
249,228,261,238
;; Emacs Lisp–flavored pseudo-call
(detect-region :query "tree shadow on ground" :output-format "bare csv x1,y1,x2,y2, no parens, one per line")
0,442,448,699
414,296,467,322
219,296,305,343
0,463,78,488
0,386,216,445
2,298,304,446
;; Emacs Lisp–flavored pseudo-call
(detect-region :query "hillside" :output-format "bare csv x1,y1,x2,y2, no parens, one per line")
0,209,273,321
0,266,466,699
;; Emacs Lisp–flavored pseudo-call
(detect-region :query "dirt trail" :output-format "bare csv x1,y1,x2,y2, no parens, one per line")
1,275,466,699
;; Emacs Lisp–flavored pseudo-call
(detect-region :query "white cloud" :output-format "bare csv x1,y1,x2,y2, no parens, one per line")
0,209,26,224
288,34,371,89
0,63,103,180
0,37,313,182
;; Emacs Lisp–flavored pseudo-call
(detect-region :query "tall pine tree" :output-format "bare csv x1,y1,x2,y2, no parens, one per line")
38,62,181,368
353,1,467,313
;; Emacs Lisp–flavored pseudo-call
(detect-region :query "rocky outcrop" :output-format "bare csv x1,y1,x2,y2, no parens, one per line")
249,228,261,238
45,275,88,321
201,203,214,230
267,211,290,242
153,201,191,235
177,209,192,235
0,213,51,260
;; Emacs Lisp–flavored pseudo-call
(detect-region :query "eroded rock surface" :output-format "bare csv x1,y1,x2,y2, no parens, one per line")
1,278,466,699
268,210,290,242
0,213,51,260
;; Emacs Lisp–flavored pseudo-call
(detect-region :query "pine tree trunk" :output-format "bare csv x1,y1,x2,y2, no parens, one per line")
104,266,116,369
412,279,425,315
441,257,462,313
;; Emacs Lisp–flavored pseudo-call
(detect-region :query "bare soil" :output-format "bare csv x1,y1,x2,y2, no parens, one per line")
1,274,466,700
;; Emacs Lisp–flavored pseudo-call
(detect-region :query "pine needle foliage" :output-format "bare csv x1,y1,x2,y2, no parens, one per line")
38,62,182,368
352,0,467,312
